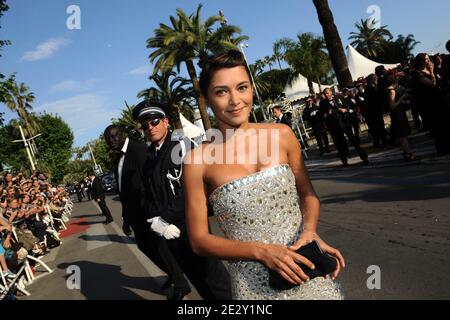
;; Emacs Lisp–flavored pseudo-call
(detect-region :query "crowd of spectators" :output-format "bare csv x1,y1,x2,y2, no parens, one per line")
0,170,71,288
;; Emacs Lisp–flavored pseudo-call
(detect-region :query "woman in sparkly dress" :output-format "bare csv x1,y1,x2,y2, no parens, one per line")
183,50,345,300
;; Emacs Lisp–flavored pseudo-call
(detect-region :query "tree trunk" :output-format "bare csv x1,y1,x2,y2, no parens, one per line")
307,78,315,95
317,77,323,93
170,104,183,130
17,104,33,138
312,0,353,89
185,59,212,134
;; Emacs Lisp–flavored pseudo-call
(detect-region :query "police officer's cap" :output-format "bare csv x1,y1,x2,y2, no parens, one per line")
132,99,167,121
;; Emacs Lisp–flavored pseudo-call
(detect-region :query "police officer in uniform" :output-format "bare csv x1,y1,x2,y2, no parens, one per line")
104,124,185,298
133,99,232,300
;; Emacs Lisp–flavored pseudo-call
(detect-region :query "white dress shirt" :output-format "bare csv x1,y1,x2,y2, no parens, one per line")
154,140,164,156
118,138,129,193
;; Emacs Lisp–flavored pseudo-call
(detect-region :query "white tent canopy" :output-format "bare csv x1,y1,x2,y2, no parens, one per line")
283,74,334,101
283,46,401,100
180,113,205,141
347,45,399,81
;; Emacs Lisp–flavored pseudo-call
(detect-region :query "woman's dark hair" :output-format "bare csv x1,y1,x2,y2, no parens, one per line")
384,70,398,88
199,49,252,97
414,53,428,70
431,54,442,65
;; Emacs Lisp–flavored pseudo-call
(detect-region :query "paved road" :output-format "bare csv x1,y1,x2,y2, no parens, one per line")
310,162,450,299
21,150,450,300
21,197,202,300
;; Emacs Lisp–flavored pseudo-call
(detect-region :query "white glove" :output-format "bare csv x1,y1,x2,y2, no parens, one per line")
163,224,181,240
147,217,181,240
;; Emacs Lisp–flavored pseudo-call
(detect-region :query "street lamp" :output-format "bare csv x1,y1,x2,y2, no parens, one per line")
12,125,40,171
218,10,228,25
239,43,268,121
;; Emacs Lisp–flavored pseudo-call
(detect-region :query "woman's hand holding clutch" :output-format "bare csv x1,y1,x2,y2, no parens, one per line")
290,230,346,281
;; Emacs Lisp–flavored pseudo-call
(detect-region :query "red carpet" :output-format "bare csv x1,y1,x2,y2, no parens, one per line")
59,217,90,239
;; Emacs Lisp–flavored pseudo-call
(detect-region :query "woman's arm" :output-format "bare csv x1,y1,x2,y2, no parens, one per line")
387,89,406,110
282,126,345,279
418,73,436,87
7,211,17,224
282,125,320,233
183,148,315,285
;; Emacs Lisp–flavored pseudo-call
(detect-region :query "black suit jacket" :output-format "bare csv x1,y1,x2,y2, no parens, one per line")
364,85,385,118
91,176,105,201
320,98,349,130
276,114,292,128
114,140,151,225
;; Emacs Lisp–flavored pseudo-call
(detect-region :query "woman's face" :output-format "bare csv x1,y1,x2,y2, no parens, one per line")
206,66,253,128
9,199,18,209
424,55,431,67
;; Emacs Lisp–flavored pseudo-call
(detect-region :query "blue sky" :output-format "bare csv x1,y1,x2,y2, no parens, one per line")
1,0,449,147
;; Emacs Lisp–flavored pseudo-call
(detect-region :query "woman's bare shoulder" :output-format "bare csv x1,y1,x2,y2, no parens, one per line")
250,122,288,131
184,141,219,167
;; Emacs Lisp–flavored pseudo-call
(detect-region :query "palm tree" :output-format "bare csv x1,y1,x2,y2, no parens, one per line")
3,79,38,138
248,63,270,98
111,101,144,141
138,71,194,130
283,33,332,94
312,0,353,88
272,41,286,70
393,34,420,60
147,4,248,133
263,56,274,71
349,18,393,59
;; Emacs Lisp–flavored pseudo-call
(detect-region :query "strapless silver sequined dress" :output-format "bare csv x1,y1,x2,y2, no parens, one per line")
209,164,343,300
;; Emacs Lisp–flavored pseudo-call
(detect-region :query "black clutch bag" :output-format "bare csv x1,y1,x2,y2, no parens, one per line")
268,240,337,291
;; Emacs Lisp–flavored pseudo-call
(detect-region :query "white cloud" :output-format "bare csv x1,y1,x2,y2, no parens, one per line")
128,64,151,76
22,37,70,61
50,78,100,93
36,94,121,146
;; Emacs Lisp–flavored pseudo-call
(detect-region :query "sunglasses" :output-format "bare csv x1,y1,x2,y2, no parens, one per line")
142,118,162,128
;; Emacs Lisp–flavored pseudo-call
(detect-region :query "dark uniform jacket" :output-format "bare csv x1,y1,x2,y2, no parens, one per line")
145,133,194,230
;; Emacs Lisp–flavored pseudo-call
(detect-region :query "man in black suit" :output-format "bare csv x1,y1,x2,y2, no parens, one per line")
303,97,330,155
103,125,192,299
90,174,114,224
272,106,292,128
441,40,450,95
364,74,389,148
133,99,232,301
320,88,369,167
